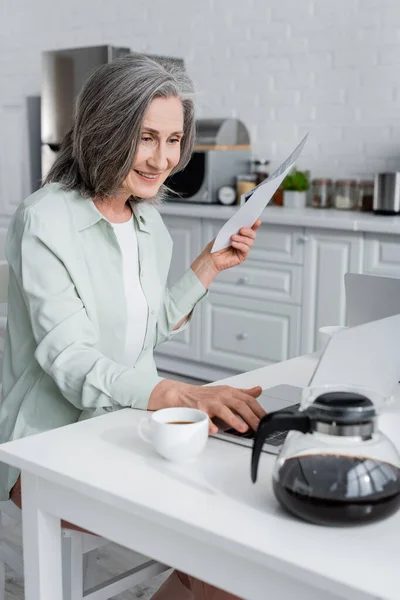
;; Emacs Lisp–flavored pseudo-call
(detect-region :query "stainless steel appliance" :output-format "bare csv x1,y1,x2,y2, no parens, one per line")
373,172,400,215
165,118,251,204
41,45,184,179
41,45,130,178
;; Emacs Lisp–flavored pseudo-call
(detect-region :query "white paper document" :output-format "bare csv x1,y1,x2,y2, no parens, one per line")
211,134,308,253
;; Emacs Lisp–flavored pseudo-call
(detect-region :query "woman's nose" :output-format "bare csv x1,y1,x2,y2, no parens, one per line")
148,144,168,171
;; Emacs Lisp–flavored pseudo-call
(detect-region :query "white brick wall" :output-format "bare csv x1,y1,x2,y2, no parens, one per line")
1,0,400,221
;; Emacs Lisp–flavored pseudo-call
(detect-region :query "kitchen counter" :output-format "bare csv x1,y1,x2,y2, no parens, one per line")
158,202,400,235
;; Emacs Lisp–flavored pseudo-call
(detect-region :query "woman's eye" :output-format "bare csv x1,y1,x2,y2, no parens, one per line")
141,136,153,142
169,138,181,144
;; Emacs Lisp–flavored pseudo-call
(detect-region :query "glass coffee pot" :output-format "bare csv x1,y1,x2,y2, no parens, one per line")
251,390,400,526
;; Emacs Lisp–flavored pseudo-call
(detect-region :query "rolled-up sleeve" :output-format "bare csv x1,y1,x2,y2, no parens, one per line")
154,267,208,347
12,211,162,411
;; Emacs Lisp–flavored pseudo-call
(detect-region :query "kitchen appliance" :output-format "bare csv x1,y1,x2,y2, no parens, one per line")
373,172,400,215
41,45,130,178
251,390,400,526
41,46,184,179
165,118,251,204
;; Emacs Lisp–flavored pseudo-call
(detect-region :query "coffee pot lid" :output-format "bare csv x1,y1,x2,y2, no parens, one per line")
300,383,393,413
308,391,376,425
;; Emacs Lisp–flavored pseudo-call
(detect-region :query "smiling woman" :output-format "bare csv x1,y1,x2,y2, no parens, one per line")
1,53,261,600
44,54,195,201
123,96,185,199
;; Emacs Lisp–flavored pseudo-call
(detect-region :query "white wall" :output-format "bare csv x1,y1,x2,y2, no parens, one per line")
1,0,400,240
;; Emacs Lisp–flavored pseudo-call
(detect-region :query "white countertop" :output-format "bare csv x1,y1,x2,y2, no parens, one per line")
158,202,400,235
1,353,400,600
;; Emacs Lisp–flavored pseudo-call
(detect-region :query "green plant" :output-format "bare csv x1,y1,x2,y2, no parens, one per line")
282,168,310,192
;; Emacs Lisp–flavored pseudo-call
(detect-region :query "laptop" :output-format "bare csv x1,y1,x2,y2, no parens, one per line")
345,273,400,327
213,313,400,454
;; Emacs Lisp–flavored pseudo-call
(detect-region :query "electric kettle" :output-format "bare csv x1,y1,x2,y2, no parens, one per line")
251,391,400,526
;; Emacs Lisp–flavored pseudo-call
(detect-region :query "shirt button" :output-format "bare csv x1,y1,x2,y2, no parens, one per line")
151,310,155,316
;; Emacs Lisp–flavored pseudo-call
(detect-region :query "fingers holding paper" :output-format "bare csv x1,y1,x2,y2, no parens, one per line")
210,219,262,272
231,219,261,251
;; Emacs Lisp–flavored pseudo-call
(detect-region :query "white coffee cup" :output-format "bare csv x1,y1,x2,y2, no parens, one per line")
138,407,209,463
317,325,348,353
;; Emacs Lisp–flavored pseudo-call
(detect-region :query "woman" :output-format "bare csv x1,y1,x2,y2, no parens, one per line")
0,54,262,599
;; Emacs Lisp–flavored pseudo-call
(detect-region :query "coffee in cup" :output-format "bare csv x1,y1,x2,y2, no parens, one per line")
138,407,209,463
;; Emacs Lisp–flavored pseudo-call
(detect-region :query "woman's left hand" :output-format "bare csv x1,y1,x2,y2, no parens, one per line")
209,219,261,272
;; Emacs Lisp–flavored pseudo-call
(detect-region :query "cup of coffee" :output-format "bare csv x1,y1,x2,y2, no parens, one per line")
317,325,348,353
138,407,209,463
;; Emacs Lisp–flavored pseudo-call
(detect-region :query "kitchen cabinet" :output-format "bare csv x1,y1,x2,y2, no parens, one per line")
154,215,202,361
201,291,301,372
363,234,400,278
155,208,400,382
200,221,304,371
203,220,305,266
301,229,363,354
156,217,305,378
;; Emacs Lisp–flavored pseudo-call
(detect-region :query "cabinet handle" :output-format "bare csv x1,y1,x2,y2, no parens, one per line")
237,276,249,285
297,235,309,244
236,332,249,341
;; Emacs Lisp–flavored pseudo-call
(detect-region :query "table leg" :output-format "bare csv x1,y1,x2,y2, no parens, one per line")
21,471,63,600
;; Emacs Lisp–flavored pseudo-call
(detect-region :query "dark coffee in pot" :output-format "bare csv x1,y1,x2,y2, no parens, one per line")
274,454,400,526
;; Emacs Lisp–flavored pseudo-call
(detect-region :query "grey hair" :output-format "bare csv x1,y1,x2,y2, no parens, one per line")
44,53,196,200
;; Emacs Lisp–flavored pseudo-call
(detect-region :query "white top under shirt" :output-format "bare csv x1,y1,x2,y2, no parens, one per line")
111,216,148,366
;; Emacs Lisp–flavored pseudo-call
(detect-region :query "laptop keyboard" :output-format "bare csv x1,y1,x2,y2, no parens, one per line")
223,403,300,446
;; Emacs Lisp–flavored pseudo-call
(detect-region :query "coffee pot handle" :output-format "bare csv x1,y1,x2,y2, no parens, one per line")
251,412,311,483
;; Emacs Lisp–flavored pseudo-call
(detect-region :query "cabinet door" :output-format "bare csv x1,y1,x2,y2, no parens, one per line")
154,215,202,360
364,234,400,278
201,291,301,372
301,229,363,353
203,221,305,265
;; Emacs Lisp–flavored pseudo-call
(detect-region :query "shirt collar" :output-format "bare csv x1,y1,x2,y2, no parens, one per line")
129,200,152,234
70,189,152,233
69,189,104,232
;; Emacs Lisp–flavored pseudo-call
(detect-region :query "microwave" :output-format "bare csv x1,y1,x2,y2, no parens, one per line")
165,118,251,204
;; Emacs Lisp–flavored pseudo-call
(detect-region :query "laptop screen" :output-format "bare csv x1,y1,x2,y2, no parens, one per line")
307,314,400,410
345,273,400,327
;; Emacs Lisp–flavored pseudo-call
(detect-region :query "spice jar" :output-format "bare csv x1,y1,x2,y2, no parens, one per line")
333,180,358,210
358,180,374,212
252,159,270,185
272,185,284,206
236,174,257,203
311,179,332,208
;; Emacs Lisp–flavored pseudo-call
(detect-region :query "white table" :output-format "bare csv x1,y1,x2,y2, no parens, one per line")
1,354,400,600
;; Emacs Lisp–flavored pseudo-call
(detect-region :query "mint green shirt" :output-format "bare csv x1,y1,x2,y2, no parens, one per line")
0,183,207,499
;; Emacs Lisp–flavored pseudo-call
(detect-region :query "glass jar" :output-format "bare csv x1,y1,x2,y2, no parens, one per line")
252,159,270,186
359,180,374,212
333,180,358,210
311,179,333,208
236,174,257,203
273,185,284,206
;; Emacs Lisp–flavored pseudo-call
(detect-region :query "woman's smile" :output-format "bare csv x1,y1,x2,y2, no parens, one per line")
133,169,163,183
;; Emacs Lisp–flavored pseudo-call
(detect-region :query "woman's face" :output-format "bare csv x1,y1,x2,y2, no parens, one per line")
123,96,184,199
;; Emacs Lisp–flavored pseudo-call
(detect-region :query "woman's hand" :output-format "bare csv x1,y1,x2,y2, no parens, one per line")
148,379,265,434
190,219,262,290
209,219,261,273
